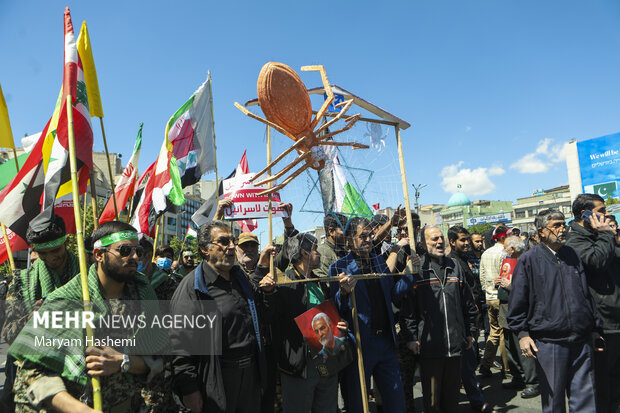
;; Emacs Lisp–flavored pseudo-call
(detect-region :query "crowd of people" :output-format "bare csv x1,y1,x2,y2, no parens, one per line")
0,192,618,413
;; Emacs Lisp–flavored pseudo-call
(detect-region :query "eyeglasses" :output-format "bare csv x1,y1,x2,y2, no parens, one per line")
210,236,238,248
102,245,144,258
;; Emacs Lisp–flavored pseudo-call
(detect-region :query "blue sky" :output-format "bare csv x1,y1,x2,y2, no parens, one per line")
2,1,620,237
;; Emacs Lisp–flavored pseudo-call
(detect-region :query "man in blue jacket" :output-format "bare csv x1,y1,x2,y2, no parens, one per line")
508,209,602,413
329,217,414,413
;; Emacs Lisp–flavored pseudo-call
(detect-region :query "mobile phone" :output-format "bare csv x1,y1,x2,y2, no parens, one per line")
581,210,594,224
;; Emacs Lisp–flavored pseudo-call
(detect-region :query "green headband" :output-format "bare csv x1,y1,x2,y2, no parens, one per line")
95,231,138,248
33,235,67,251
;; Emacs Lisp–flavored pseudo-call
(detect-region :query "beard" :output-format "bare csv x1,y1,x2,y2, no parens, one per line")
102,256,137,282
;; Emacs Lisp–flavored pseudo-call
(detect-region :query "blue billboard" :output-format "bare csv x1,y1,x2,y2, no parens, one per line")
577,132,620,200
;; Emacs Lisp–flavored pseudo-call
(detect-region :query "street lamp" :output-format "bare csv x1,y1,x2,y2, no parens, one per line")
411,184,427,214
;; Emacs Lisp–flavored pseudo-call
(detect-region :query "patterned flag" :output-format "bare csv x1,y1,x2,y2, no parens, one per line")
77,21,103,118
30,7,93,231
99,124,143,224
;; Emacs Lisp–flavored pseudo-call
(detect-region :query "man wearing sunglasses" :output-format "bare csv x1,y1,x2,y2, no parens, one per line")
11,221,168,413
565,194,620,413
1,215,79,411
171,220,275,413
178,249,196,277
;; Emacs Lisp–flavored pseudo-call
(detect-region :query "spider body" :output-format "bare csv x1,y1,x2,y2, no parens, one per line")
235,63,367,195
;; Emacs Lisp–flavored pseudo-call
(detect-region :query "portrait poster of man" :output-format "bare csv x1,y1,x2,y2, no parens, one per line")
500,257,518,282
294,299,347,359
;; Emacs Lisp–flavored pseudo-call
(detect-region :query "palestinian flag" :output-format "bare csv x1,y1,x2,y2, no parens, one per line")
319,142,372,218
186,224,197,239
166,75,216,187
99,123,143,224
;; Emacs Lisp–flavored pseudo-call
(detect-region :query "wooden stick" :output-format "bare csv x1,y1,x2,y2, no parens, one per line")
98,118,118,220
275,272,407,285
82,193,88,230
152,216,161,263
89,170,99,230
1,223,15,271
249,136,309,182
315,111,398,127
267,125,275,281
11,147,19,173
65,96,102,410
350,288,370,413
253,151,311,186
395,126,415,272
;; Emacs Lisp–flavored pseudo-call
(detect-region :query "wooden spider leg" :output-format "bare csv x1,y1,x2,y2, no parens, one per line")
317,114,362,141
316,99,355,134
254,152,312,186
321,141,369,150
249,136,309,182
234,102,300,143
257,163,312,196
301,65,334,130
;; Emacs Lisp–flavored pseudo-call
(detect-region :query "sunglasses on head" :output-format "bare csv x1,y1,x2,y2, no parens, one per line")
102,245,144,258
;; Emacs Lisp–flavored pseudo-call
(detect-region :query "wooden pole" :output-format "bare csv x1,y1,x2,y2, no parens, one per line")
98,118,118,220
267,126,274,281
1,223,15,271
65,96,102,410
126,195,134,223
11,147,19,173
89,170,99,229
395,126,416,272
350,288,370,413
152,216,161,262
82,193,88,230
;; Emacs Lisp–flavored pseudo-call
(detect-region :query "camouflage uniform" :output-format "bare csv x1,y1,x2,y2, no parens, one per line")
12,272,164,413
142,269,183,412
2,253,79,344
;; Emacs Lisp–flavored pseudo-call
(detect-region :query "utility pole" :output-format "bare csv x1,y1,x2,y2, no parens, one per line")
412,184,427,215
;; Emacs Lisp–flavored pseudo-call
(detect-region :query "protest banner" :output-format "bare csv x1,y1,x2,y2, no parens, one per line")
221,172,288,220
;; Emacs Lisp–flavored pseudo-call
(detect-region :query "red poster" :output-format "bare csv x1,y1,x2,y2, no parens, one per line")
501,258,518,282
294,299,347,359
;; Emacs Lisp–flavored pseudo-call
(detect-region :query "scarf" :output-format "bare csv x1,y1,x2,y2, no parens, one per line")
9,264,169,386
20,252,80,312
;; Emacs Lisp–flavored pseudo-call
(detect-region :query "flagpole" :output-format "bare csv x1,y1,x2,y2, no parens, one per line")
82,193,88,230
126,195,134,223
89,171,99,229
208,71,220,220
11,147,19,173
65,96,102,410
98,118,119,219
266,125,274,281
1,223,15,271
152,216,161,262
395,125,415,272
350,288,370,413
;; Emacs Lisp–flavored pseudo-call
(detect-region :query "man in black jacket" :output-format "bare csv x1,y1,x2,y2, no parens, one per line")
267,232,352,413
170,220,274,413
447,226,496,413
565,194,620,413
408,226,478,413
508,209,601,413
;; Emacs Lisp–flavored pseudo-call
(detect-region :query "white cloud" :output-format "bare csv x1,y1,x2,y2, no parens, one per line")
465,126,472,132
511,138,567,174
440,161,505,196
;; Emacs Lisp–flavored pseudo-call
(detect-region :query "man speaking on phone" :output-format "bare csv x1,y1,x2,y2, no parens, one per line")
566,194,620,413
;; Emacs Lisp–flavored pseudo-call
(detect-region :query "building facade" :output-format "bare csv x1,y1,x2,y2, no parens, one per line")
511,185,573,232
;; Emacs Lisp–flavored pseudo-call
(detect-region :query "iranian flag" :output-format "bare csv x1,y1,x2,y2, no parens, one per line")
319,142,372,218
99,124,143,224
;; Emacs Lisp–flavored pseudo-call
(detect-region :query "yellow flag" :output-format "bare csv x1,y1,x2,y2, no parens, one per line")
77,21,104,118
0,83,16,150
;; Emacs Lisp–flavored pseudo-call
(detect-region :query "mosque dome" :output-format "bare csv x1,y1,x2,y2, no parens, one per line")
447,191,471,207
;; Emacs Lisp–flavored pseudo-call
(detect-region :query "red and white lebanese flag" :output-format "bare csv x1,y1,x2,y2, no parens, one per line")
99,123,143,224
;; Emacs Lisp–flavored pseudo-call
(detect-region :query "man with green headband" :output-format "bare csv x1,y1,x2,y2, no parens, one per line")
10,221,168,413
0,215,79,412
